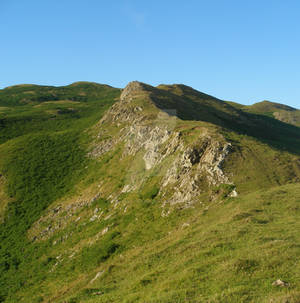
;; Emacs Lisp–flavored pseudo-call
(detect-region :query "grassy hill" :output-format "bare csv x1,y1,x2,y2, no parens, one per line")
227,100,300,127
246,100,296,113
0,81,300,303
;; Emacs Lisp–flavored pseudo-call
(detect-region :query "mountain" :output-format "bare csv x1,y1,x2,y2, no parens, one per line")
0,81,300,303
227,100,300,127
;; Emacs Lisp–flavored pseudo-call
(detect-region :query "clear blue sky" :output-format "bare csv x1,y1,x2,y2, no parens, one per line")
1,0,300,108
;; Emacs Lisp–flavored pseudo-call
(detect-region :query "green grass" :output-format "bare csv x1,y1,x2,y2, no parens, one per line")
149,84,300,154
0,131,87,301
225,100,300,128
0,83,120,302
62,183,300,303
0,81,300,303
0,82,118,107
0,83,120,144
25,183,300,303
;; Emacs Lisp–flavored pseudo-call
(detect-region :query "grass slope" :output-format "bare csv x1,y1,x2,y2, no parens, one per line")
0,82,120,144
62,183,300,303
0,83,120,302
226,100,300,128
0,81,300,303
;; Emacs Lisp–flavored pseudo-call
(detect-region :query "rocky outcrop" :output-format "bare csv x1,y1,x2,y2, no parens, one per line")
124,125,172,169
87,82,236,209
200,142,232,185
29,192,102,241
162,137,233,206
119,81,150,102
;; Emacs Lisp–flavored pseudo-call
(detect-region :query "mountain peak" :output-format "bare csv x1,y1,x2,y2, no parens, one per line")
120,81,153,101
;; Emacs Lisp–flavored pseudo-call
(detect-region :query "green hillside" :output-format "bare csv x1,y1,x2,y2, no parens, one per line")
0,81,300,303
246,100,296,112
226,100,300,127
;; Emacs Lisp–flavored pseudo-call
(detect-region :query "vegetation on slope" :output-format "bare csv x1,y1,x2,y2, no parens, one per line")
155,85,300,154
246,100,297,113
226,100,300,127
57,183,300,303
0,82,116,106
0,81,300,303
0,83,120,302
0,82,120,144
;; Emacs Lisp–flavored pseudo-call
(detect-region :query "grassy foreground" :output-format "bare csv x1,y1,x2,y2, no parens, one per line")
28,183,299,303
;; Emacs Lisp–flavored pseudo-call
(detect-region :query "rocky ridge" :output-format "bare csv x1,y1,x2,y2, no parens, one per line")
90,81,236,208
30,81,238,242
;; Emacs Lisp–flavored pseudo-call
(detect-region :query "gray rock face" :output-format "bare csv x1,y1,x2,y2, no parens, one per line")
125,125,171,169
183,147,202,167
200,142,232,185
89,81,235,209
162,137,232,206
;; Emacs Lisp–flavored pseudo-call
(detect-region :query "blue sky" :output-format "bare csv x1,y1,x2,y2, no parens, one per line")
1,0,300,107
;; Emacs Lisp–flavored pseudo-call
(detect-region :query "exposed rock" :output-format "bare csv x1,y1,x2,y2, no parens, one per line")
52,206,62,213
272,279,289,287
29,192,103,241
33,81,237,243
182,146,203,168
125,125,171,169
121,184,132,193
229,189,238,197
92,86,234,208
89,215,98,222
104,214,112,220
161,209,171,217
69,252,75,259
120,81,148,102
88,138,114,158
90,271,105,284
101,227,109,235
162,137,233,206
182,222,190,228
200,142,232,185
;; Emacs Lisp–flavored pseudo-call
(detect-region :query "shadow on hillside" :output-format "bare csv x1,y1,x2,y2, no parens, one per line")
150,88,300,156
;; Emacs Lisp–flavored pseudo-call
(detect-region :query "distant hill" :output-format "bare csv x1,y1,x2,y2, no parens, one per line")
0,82,118,106
227,99,300,127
